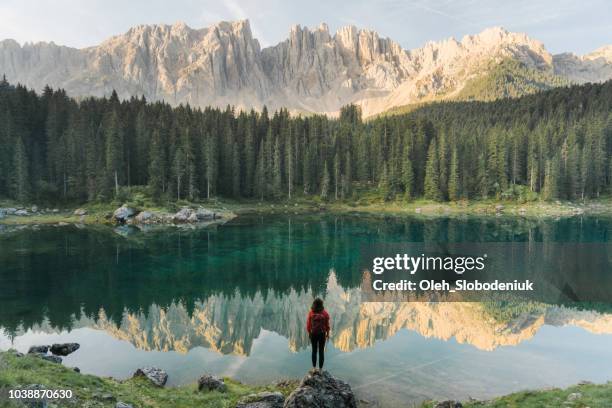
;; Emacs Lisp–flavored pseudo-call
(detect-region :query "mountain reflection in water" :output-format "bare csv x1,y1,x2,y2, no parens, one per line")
2,214,612,405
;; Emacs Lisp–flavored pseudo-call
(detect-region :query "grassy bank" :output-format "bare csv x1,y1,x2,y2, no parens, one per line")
421,382,612,408
2,351,612,407
0,351,293,408
2,190,612,226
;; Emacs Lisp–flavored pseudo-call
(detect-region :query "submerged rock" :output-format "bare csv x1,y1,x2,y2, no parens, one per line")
28,345,50,354
236,391,284,408
50,343,80,356
133,367,168,387
197,374,227,392
284,369,356,408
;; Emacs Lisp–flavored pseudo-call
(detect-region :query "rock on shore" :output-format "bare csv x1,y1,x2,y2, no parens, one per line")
284,369,356,408
133,367,168,387
236,391,285,408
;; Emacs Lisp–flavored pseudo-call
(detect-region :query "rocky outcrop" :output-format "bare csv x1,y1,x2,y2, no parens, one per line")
28,345,49,354
2,21,610,117
133,367,168,387
197,374,227,393
112,205,137,223
173,207,216,223
284,369,356,408
50,343,80,356
236,391,284,408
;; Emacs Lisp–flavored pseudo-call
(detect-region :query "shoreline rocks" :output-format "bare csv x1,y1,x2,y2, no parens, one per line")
133,367,168,387
284,369,356,408
197,374,227,393
28,345,50,354
50,343,80,356
112,204,137,223
236,391,284,408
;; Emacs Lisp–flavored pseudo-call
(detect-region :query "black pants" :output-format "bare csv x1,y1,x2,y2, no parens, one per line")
310,332,326,369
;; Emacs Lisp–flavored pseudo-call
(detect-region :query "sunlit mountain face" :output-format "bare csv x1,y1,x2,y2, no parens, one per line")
1,21,612,117
1,214,612,404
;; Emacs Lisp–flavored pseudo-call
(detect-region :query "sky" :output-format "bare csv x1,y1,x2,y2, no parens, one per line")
0,0,610,55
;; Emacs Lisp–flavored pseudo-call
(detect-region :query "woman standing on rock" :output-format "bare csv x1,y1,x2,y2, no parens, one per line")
306,297,331,370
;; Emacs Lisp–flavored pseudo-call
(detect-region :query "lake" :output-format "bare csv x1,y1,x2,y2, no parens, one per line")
1,214,611,406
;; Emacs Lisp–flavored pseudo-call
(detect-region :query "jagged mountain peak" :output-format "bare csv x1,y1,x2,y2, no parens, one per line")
0,21,610,116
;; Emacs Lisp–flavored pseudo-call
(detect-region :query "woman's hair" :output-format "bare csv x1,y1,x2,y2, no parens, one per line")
311,297,324,313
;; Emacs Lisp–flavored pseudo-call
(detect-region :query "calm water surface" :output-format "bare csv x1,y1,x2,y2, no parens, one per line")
1,215,611,406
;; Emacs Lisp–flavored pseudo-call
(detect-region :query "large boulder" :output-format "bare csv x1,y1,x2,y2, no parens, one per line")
50,343,80,356
283,369,356,408
134,211,155,223
133,367,168,387
237,391,284,408
197,374,227,393
73,208,88,216
28,345,50,354
173,207,194,223
15,209,28,216
195,207,216,220
113,205,137,223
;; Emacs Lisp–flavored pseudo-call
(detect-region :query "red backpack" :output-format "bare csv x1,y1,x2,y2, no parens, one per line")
310,312,326,335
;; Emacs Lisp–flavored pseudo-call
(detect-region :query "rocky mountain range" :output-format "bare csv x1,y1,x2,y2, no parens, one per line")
1,20,611,116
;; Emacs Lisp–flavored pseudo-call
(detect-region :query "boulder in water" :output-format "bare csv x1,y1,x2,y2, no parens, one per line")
50,343,80,356
133,367,168,387
197,374,227,392
284,369,356,408
28,345,50,354
113,205,137,223
173,207,193,222
236,391,284,408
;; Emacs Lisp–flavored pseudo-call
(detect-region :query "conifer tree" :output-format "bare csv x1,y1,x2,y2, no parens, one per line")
448,147,460,201
320,161,330,200
12,135,30,202
424,139,442,201
402,155,414,201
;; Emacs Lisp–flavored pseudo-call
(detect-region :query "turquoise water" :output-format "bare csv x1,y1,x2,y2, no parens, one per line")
1,215,611,406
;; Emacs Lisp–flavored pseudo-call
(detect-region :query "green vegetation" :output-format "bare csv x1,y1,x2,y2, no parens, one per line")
455,58,569,101
2,351,611,408
0,77,611,209
421,382,612,407
0,351,292,408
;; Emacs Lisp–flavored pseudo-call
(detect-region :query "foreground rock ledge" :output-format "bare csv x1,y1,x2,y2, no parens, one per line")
284,369,356,408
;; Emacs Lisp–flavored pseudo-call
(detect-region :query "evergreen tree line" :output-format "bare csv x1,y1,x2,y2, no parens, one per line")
0,76,611,204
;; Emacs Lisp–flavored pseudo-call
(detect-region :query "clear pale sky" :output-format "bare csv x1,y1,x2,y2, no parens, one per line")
0,0,610,55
